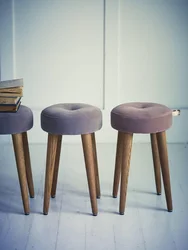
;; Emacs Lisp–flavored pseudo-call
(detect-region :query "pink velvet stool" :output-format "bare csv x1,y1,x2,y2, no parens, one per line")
111,102,173,215
41,103,102,216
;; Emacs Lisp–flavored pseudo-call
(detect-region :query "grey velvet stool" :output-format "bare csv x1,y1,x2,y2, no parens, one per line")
0,105,34,215
41,103,102,216
111,102,173,215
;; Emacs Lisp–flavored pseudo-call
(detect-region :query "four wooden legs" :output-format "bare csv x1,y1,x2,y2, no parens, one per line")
43,132,100,216
12,133,30,215
43,134,59,215
157,131,173,212
82,133,98,216
113,130,173,214
150,133,161,195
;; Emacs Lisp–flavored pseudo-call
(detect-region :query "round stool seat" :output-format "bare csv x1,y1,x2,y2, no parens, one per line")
111,102,172,134
41,103,102,135
0,105,33,135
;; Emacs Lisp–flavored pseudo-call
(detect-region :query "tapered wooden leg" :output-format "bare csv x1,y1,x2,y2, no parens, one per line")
51,135,62,198
43,134,59,215
22,132,35,198
157,131,173,212
113,131,124,198
91,133,101,199
12,133,30,215
119,133,133,215
150,133,161,195
82,134,98,216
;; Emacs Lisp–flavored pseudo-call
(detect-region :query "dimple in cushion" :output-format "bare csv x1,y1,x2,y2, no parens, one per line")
0,105,33,134
41,103,102,135
111,102,172,134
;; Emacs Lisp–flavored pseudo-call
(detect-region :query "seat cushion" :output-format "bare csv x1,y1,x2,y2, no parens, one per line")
41,103,102,135
0,105,33,134
111,102,172,134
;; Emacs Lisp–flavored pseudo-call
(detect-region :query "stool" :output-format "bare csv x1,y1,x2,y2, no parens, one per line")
111,102,173,215
0,105,34,215
41,103,102,216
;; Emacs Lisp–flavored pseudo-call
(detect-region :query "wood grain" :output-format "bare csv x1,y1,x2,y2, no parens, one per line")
81,133,98,216
150,133,161,195
51,135,62,198
22,132,35,198
12,133,30,215
113,131,124,198
91,133,101,199
157,131,173,212
43,134,59,215
119,132,133,215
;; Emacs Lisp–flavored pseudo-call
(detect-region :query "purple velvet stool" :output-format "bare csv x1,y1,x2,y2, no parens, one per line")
41,103,102,216
0,105,34,215
111,102,173,215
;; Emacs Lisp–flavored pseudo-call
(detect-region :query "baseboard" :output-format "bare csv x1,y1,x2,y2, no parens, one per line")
0,108,187,144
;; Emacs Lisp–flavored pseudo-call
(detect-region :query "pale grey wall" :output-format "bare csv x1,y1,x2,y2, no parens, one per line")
14,0,104,108
119,0,188,108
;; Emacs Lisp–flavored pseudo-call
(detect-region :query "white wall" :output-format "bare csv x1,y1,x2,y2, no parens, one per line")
0,0,188,144
0,0,14,79
14,0,104,108
119,0,188,108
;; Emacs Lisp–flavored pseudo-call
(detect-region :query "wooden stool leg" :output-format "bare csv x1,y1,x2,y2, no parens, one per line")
22,132,35,198
150,133,161,195
157,131,173,212
91,133,101,199
119,132,133,215
82,134,98,216
43,134,58,215
12,133,30,215
51,135,62,198
113,131,124,198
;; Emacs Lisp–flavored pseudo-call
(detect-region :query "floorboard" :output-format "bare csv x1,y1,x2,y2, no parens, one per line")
0,143,187,250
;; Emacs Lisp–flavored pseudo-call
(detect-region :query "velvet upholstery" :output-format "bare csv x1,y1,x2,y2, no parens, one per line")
111,102,172,134
0,105,33,134
41,103,102,135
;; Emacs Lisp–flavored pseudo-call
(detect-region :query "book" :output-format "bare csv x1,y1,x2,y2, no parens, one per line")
0,86,23,97
0,101,21,112
0,78,23,89
0,96,21,105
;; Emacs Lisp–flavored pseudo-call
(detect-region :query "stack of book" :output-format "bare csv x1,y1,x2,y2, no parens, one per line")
0,79,23,112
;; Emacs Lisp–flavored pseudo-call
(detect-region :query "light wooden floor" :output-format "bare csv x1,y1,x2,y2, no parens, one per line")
0,142,187,250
